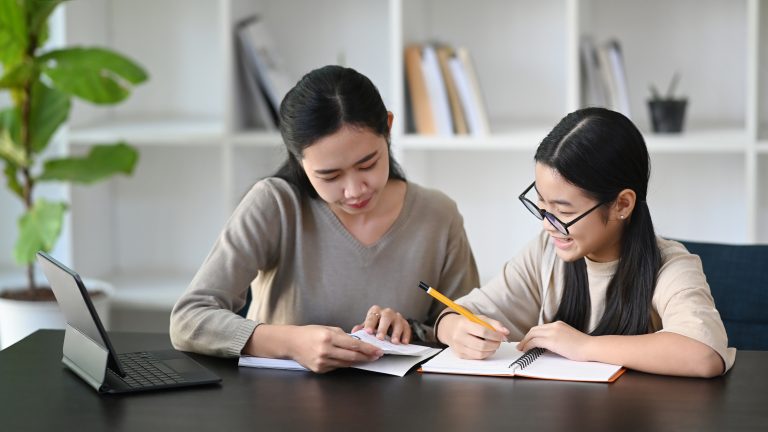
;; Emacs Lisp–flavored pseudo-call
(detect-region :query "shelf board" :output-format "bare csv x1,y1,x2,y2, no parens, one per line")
757,141,768,154
231,131,283,147
69,118,226,146
397,127,750,154
0,269,186,311
103,272,191,311
398,128,546,151
644,128,750,154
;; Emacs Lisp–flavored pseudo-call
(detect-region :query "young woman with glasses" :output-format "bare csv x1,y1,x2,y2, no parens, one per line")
434,107,734,377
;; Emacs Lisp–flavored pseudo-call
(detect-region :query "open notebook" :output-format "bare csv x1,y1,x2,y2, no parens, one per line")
420,343,625,383
239,330,441,377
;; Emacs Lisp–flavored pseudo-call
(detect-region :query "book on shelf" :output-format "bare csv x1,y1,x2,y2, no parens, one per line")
404,43,489,137
435,45,469,135
236,18,276,130
452,47,490,136
404,44,437,135
580,35,608,108
420,344,625,383
582,36,631,118
236,15,295,130
604,40,631,117
421,44,454,137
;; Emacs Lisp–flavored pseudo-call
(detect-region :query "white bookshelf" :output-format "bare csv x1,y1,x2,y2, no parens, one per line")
759,0,768,141
68,119,226,147
1,0,766,332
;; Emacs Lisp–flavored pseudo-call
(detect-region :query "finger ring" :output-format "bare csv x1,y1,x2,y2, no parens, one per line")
368,312,380,317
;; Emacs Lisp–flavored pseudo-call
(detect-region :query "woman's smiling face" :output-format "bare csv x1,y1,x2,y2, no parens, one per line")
534,163,624,263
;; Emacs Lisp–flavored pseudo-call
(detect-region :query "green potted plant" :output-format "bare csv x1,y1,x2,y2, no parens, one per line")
648,72,688,133
0,0,147,348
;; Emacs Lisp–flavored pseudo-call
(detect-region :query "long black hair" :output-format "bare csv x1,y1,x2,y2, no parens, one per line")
535,107,661,336
273,65,405,198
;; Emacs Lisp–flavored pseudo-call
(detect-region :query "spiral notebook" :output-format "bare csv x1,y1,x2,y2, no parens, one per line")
420,343,625,383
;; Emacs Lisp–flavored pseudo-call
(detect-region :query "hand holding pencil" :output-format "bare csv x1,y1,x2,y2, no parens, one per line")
418,281,510,359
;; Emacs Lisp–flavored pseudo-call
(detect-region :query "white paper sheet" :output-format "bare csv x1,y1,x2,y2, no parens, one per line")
238,330,442,377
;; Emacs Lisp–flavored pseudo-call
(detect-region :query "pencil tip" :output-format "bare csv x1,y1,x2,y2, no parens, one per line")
418,281,429,291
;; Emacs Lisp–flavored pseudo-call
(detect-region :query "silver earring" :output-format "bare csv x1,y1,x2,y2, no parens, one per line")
620,215,625,219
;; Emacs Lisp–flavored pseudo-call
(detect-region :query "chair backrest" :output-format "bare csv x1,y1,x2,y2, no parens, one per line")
678,239,768,351
236,286,252,318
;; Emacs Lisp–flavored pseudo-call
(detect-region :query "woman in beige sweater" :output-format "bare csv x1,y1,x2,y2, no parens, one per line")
436,108,734,377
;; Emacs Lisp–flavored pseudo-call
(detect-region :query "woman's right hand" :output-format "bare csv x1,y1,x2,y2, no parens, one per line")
436,313,509,360
286,325,383,373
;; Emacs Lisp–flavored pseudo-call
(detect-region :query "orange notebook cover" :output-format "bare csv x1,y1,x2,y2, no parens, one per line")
420,344,625,383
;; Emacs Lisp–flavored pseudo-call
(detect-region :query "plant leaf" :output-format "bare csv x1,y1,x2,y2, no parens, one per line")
0,107,27,167
38,142,139,183
0,128,28,167
14,198,67,265
0,107,24,197
26,0,66,47
0,60,36,89
3,160,23,198
0,0,27,65
29,80,70,153
40,47,149,104
0,106,21,144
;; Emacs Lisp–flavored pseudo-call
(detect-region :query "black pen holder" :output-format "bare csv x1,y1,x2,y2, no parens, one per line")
648,99,688,133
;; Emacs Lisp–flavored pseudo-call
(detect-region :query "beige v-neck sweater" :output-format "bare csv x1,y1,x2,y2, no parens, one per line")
170,178,479,357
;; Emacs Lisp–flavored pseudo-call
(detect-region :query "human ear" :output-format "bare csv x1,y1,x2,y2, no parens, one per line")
387,111,394,132
614,189,637,220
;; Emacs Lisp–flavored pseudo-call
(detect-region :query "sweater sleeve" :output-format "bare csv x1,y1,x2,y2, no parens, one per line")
169,179,290,357
653,241,736,372
452,234,545,341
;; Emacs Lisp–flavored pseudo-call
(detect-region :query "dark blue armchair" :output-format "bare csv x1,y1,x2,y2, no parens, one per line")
237,287,252,318
678,239,768,350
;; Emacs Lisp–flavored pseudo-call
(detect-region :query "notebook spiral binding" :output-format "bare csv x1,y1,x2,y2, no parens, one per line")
508,347,545,370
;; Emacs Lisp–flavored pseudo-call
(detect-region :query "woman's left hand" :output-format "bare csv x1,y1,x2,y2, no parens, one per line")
516,321,592,361
351,305,412,344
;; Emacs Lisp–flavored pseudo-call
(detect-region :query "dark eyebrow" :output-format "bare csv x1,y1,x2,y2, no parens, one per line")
313,150,379,175
549,199,573,207
534,185,573,207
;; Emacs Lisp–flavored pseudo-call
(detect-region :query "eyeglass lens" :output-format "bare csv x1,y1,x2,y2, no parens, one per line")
521,196,569,235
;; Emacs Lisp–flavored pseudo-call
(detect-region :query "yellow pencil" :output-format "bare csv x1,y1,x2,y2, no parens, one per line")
418,281,499,334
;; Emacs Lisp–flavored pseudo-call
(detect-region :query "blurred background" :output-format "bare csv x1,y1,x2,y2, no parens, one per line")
1,0,766,334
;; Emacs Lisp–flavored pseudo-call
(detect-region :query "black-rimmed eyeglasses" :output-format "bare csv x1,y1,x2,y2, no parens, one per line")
518,182,607,236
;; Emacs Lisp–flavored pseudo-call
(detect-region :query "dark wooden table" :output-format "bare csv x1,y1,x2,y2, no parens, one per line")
0,330,765,432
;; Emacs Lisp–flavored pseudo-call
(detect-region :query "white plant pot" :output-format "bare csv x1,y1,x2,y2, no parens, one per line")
0,276,112,350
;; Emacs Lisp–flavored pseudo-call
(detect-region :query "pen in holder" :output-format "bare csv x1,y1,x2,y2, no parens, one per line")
647,72,688,133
